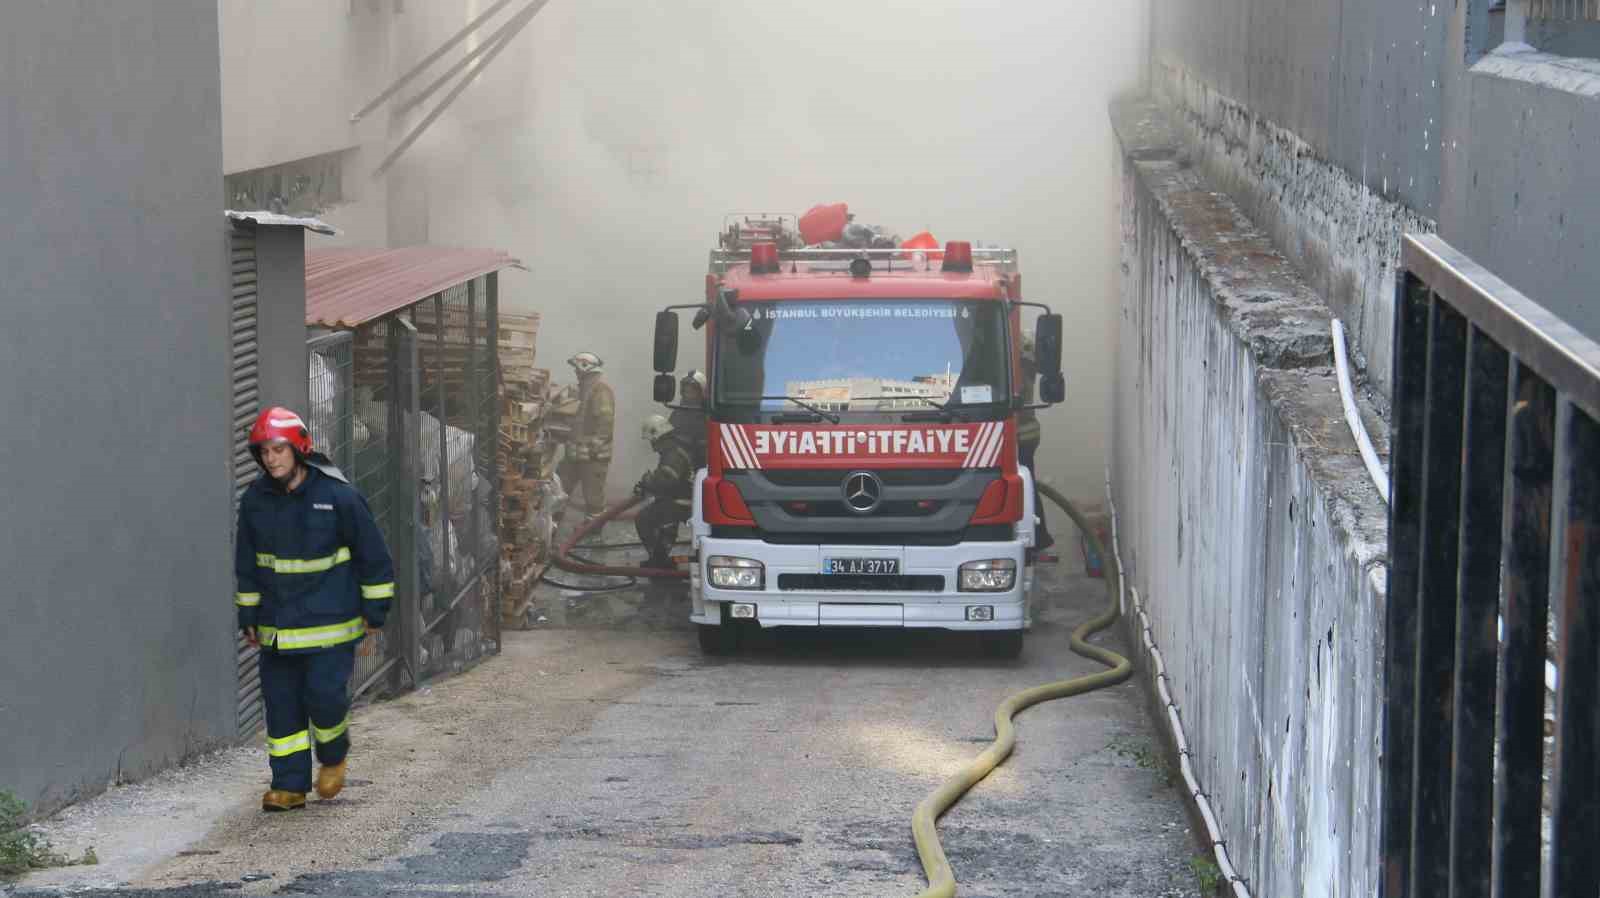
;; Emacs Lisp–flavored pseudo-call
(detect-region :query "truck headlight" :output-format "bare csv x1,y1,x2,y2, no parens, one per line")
707,555,764,590
958,558,1017,592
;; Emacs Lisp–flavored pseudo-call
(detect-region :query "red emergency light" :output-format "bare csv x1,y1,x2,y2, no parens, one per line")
749,242,780,274
941,241,974,272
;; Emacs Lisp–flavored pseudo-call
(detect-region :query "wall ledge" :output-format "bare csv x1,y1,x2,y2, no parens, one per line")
1110,92,1390,579
1473,43,1600,99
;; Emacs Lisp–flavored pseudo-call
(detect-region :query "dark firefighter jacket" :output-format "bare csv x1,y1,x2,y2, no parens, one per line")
1017,358,1041,448
639,435,695,502
668,407,707,467
235,461,395,653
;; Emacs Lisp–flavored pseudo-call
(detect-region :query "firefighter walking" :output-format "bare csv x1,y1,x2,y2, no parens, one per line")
235,407,395,812
634,415,695,571
557,351,615,519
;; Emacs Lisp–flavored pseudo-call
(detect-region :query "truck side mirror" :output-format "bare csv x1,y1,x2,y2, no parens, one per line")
653,311,679,373
1036,314,1063,377
1040,372,1066,404
654,374,676,404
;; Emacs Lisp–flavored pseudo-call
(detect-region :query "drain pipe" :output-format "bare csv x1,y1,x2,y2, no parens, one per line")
1331,319,1390,504
1107,469,1252,898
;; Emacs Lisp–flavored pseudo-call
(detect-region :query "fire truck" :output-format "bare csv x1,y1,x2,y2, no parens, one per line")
650,216,1064,656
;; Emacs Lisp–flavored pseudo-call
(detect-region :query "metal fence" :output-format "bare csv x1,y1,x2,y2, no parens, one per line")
306,273,502,700
1528,0,1600,21
1381,234,1600,897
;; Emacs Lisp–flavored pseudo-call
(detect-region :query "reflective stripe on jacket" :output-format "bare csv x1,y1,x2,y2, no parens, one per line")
235,465,395,653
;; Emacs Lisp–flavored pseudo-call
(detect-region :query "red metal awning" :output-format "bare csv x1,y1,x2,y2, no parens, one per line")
305,246,521,328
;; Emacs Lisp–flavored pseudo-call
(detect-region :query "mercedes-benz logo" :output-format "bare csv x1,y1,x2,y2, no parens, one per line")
842,471,883,514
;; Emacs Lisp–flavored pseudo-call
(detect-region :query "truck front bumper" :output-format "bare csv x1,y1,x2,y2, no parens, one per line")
691,537,1031,631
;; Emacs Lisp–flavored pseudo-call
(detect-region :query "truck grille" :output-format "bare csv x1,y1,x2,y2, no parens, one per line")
759,469,964,487
777,574,946,592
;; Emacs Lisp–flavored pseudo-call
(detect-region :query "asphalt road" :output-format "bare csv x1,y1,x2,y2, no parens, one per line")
10,530,1201,898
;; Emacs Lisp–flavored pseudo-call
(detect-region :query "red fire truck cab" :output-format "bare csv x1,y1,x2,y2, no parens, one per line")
651,216,1064,656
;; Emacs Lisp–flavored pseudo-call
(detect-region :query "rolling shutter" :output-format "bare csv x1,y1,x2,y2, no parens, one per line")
230,222,264,739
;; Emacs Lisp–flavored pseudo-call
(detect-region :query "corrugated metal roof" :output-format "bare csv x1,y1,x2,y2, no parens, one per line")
225,209,338,235
305,246,521,328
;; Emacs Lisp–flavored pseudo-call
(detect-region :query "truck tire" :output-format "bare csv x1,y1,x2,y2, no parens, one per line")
697,623,738,655
980,630,1023,659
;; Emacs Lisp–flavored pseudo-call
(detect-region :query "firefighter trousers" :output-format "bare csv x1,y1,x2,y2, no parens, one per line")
260,643,356,793
635,498,691,567
558,459,610,516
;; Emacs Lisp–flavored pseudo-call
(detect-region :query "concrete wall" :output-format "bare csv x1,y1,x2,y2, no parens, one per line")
1438,37,1600,345
254,226,311,412
1147,0,1600,399
218,0,391,175
0,1,232,812
1110,98,1391,897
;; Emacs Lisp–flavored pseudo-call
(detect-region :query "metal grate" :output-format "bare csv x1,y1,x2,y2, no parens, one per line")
1381,235,1600,897
1527,0,1600,21
758,468,964,487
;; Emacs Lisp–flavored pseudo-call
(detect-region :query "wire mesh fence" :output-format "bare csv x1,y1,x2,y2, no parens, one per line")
412,278,501,679
306,274,502,700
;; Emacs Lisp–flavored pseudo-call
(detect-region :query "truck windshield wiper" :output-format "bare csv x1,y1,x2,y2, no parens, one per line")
856,394,973,422
759,395,840,424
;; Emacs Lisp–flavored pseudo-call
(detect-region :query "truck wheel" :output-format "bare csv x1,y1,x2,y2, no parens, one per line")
697,623,738,655
980,630,1024,659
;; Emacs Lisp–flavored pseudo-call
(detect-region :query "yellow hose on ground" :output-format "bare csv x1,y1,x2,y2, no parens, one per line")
911,482,1133,898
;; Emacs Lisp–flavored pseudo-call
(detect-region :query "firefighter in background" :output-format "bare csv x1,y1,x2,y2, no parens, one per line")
1018,334,1055,550
557,351,615,519
668,369,707,467
236,407,395,812
634,414,695,571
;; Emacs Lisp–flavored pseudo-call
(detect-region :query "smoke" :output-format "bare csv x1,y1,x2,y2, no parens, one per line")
409,0,1150,502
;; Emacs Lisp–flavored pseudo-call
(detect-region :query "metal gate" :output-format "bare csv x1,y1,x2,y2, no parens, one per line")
1382,234,1600,897
308,331,355,476
229,222,264,739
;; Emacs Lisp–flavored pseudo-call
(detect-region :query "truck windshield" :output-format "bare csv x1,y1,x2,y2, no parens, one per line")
714,299,1010,417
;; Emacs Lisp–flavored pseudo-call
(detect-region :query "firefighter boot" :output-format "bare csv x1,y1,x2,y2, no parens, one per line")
315,760,347,799
262,790,306,812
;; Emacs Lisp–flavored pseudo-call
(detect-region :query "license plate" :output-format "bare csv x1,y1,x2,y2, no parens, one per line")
823,557,900,575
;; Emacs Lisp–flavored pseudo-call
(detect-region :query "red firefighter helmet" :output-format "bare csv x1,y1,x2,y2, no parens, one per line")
248,406,313,469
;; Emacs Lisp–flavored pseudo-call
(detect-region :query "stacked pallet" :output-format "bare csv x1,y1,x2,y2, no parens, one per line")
496,313,562,626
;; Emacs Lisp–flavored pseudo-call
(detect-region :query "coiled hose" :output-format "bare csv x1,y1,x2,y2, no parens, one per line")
910,481,1132,898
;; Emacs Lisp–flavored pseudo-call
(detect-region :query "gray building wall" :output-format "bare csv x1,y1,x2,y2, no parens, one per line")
254,226,311,412
1146,0,1600,396
0,1,232,813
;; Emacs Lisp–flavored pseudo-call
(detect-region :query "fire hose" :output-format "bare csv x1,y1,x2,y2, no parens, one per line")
910,481,1132,898
550,484,1134,896
550,494,689,580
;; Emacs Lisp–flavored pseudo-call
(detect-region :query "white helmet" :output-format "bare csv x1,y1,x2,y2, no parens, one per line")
568,351,603,374
641,414,672,444
680,369,706,395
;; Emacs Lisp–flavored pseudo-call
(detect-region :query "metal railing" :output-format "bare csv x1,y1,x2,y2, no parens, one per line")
1381,234,1600,897
707,246,1020,276
1528,0,1600,22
